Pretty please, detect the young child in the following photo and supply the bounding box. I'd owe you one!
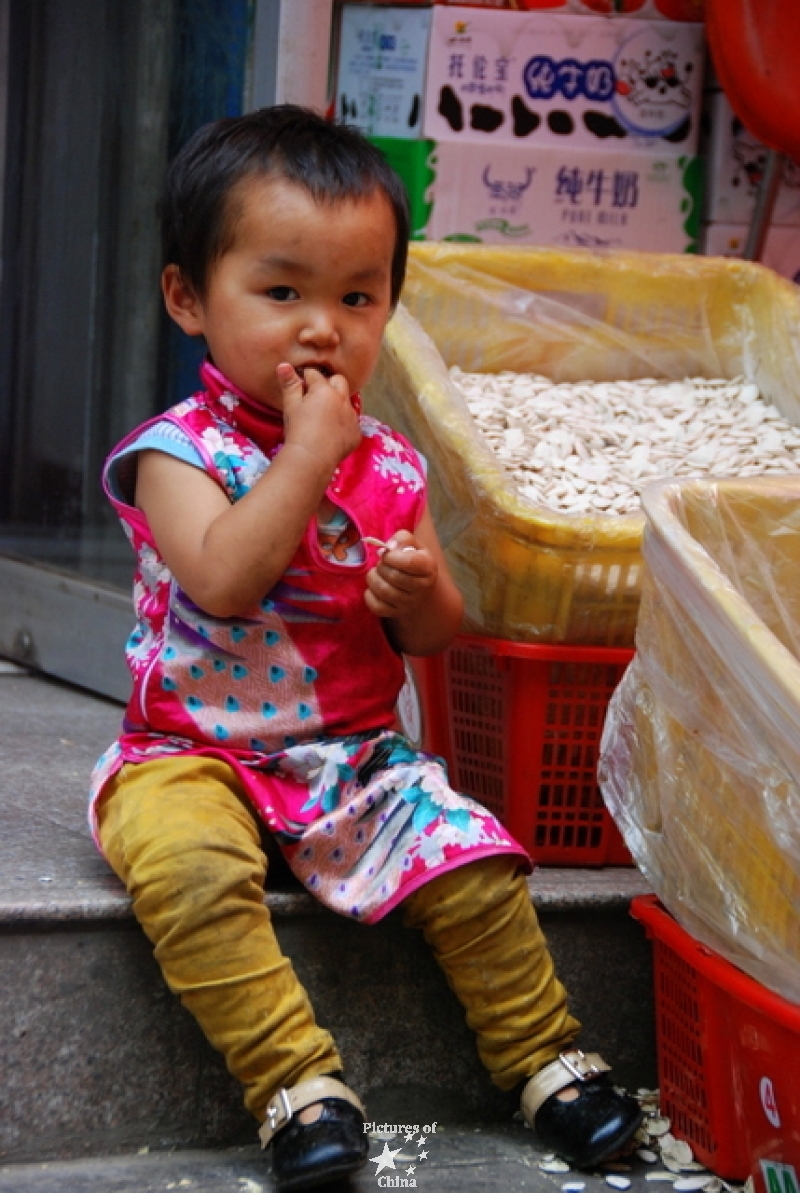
[90,105,642,1192]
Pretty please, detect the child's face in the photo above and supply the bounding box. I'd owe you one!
[164,175,397,410]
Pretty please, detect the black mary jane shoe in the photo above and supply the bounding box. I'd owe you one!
[259,1076,369,1192]
[521,1049,644,1169]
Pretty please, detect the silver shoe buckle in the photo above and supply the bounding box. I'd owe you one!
[266,1088,293,1134]
[560,1049,606,1083]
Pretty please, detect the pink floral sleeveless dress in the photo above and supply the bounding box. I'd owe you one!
[90,362,529,922]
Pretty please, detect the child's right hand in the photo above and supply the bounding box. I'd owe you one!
[277,364,362,476]
[135,365,364,619]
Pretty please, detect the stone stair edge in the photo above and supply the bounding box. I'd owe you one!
[0,668,652,927]
[0,869,651,925]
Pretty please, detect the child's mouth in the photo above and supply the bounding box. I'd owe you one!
[301,363,334,379]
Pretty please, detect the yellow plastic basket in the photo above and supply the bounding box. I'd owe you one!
[363,244,800,644]
[600,475,800,1003]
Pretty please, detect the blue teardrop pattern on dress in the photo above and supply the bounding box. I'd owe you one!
[159,598,323,751]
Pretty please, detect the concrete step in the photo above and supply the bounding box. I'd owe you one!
[0,669,656,1166]
[0,1128,683,1193]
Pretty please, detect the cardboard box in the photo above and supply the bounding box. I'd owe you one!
[369,136,436,238]
[703,223,800,286]
[334,5,433,139]
[423,6,704,150]
[703,92,800,227]
[424,140,701,250]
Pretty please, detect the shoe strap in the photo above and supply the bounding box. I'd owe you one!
[521,1049,611,1123]
[259,1076,366,1149]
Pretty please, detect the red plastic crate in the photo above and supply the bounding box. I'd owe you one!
[408,635,634,866]
[631,895,800,1189]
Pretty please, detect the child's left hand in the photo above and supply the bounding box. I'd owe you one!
[364,530,437,620]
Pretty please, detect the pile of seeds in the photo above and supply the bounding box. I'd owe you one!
[450,367,800,516]
[534,1088,746,1193]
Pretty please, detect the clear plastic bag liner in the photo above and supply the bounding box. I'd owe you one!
[363,243,800,644]
[599,475,800,1003]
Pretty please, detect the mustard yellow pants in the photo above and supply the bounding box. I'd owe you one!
[97,755,581,1122]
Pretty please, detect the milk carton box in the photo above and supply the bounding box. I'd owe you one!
[425,140,701,250]
[423,6,704,152]
[335,5,433,139]
[704,92,800,227]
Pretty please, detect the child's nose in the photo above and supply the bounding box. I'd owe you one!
[298,308,340,347]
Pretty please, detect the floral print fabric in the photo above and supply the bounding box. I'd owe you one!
[275,731,527,920]
[90,362,530,922]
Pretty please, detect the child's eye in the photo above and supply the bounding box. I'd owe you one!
[266,286,299,301]
[342,292,370,308]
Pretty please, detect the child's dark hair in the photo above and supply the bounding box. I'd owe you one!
[160,105,410,307]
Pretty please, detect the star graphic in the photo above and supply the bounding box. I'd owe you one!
[418,1149,428,1160]
[417,1134,427,1145]
[405,1131,416,1142]
[370,1142,402,1175]
[406,1165,417,1176]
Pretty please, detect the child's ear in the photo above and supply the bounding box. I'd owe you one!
[162,264,205,336]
